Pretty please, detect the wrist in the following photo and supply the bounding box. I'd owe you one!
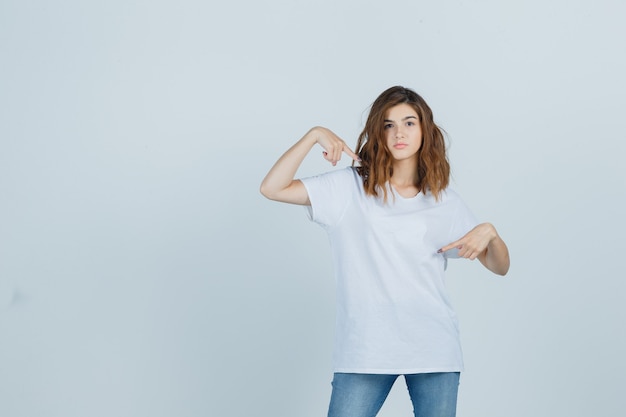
[482,222,497,242]
[303,127,324,145]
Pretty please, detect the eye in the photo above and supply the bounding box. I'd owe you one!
[406,121,415,126]
[384,123,393,130]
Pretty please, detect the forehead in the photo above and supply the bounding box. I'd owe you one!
[384,103,418,120]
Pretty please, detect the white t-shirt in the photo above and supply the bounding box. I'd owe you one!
[300,167,478,374]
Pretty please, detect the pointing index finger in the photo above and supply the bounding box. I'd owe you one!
[343,144,361,162]
[438,241,461,254]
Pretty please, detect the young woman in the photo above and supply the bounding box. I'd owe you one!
[260,86,510,417]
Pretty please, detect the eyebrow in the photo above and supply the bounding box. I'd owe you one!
[384,116,418,122]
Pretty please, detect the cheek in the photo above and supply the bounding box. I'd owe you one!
[416,130,423,146]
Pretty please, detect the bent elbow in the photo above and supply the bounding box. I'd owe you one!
[496,259,511,276]
[259,181,283,201]
[259,182,273,200]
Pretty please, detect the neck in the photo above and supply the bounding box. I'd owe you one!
[391,160,418,187]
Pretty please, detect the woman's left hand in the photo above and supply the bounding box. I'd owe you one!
[438,223,497,260]
[438,222,510,275]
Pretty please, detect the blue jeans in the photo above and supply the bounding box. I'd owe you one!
[327,372,460,417]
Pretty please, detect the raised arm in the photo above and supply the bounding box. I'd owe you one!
[439,223,510,276]
[260,126,359,205]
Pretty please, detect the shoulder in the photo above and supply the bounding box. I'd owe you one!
[331,166,360,180]
[329,166,360,180]
[300,166,363,199]
[302,166,361,186]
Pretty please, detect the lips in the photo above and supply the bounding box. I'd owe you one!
[393,143,408,149]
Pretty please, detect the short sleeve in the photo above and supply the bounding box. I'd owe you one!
[300,167,356,229]
[444,191,479,260]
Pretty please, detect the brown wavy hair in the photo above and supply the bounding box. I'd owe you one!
[354,86,450,202]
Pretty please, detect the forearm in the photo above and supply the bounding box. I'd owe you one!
[259,128,319,203]
[479,226,510,276]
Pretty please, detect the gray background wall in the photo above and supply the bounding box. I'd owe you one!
[1,0,625,416]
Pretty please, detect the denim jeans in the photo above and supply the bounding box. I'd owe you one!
[327,372,460,417]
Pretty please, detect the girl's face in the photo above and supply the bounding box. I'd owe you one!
[384,103,422,163]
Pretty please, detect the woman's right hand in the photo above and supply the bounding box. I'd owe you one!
[311,126,360,166]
